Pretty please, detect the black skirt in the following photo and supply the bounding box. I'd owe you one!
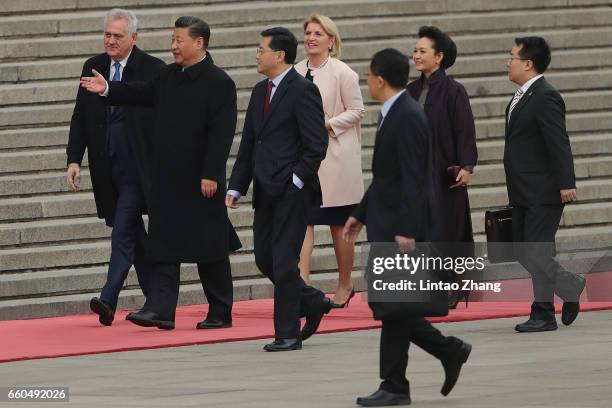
[306,204,357,226]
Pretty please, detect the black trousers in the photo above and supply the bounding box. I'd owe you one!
[253,184,326,339]
[379,318,463,394]
[512,205,582,321]
[144,257,233,322]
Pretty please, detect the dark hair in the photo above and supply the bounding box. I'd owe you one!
[260,27,298,64]
[370,48,410,89]
[514,36,551,74]
[417,26,457,70]
[175,16,210,48]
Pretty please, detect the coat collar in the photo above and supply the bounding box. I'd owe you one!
[506,76,546,131]
[124,45,144,73]
[181,52,213,80]
[419,68,446,86]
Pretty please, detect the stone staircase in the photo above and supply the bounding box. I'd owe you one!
[1,0,612,319]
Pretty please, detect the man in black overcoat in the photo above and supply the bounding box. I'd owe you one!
[344,49,471,406]
[226,28,332,351]
[80,16,241,330]
[67,9,165,326]
[504,37,585,332]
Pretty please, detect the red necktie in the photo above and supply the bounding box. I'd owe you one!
[263,80,274,117]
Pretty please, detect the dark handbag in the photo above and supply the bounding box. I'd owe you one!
[366,244,449,320]
[446,165,462,184]
[485,207,515,263]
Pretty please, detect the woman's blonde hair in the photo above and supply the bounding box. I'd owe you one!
[303,14,342,58]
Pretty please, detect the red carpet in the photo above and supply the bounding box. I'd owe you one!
[2,289,612,363]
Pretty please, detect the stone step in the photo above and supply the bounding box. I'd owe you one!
[470,201,612,235]
[0,169,92,197]
[2,142,611,204]
[0,246,366,299]
[466,177,612,209]
[2,72,611,133]
[0,28,612,85]
[0,228,364,272]
[3,0,610,41]
[2,124,611,175]
[3,191,612,250]
[2,145,611,200]
[0,0,247,16]
[5,73,612,128]
[0,269,367,321]
[4,7,612,62]
[0,192,95,222]
[3,0,608,18]
[2,158,612,217]
[3,220,612,320]
[477,133,612,164]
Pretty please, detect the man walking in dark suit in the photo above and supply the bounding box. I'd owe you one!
[504,37,586,333]
[80,16,241,330]
[226,27,332,351]
[344,49,471,406]
[67,9,165,326]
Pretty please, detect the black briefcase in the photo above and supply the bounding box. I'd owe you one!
[485,207,515,263]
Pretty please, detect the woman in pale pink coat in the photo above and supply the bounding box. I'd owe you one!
[295,14,365,307]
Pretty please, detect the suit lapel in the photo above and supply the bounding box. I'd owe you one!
[252,80,266,134]
[508,76,545,132]
[504,98,511,137]
[99,56,111,81]
[257,68,296,136]
[373,92,406,167]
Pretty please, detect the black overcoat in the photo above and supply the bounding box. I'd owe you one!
[67,46,165,226]
[106,53,241,262]
[407,69,478,242]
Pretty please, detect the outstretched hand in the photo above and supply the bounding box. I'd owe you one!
[80,69,107,94]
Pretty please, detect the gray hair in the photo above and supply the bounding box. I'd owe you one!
[104,8,138,35]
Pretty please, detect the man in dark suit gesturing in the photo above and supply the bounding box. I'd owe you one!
[344,49,471,406]
[504,37,586,332]
[67,9,165,326]
[227,27,332,351]
[80,16,240,330]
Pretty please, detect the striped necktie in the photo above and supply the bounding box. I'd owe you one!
[507,88,524,122]
[109,62,122,115]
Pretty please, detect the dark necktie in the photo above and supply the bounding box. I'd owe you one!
[305,69,313,82]
[109,62,121,115]
[263,80,274,117]
[376,112,383,130]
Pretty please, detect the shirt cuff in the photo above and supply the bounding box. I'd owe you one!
[227,190,241,200]
[100,81,109,97]
[292,173,304,189]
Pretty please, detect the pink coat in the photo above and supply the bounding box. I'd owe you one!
[294,58,365,207]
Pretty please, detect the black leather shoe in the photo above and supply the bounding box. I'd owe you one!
[301,297,333,341]
[90,297,114,326]
[561,302,580,326]
[440,342,472,396]
[356,389,411,406]
[514,319,557,333]
[126,310,175,330]
[263,338,302,352]
[196,319,232,329]
[562,275,586,326]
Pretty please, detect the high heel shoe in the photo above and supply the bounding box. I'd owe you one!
[332,289,355,308]
[448,290,470,309]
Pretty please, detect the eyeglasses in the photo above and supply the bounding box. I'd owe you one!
[256,47,281,55]
[507,56,529,62]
